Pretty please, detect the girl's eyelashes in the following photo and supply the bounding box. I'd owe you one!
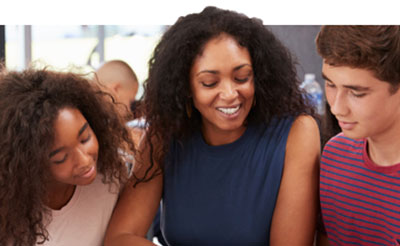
[51,133,91,164]
[53,154,67,164]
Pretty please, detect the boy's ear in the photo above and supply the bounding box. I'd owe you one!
[109,81,122,93]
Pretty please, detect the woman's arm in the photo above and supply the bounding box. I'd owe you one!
[104,134,163,246]
[270,115,320,245]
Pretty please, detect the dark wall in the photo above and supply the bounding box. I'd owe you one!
[268,25,323,88]
[0,26,4,64]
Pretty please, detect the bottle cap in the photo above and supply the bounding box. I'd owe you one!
[304,73,315,81]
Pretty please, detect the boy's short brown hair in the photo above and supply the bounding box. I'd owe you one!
[316,26,400,92]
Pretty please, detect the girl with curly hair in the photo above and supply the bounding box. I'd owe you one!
[0,68,134,246]
[105,6,320,246]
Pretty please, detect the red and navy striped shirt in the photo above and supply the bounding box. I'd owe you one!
[320,133,400,246]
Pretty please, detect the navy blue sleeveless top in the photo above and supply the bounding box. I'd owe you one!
[162,117,294,245]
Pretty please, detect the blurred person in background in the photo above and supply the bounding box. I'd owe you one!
[96,59,143,146]
[96,59,139,120]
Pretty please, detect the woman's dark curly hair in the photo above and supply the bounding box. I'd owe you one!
[0,68,135,246]
[135,6,314,183]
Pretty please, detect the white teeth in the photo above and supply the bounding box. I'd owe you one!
[217,105,240,115]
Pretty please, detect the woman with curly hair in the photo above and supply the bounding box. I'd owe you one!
[0,68,134,246]
[105,6,320,246]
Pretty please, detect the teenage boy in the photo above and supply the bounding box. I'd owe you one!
[316,26,400,245]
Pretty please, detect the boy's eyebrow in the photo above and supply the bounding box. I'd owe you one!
[49,122,89,158]
[322,72,370,91]
[343,85,371,91]
[321,72,331,82]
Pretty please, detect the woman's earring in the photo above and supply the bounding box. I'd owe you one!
[186,101,192,118]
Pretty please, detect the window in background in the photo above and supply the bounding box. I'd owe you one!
[6,25,99,73]
[5,25,24,70]
[5,25,166,98]
[32,25,98,73]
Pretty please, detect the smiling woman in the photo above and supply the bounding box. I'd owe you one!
[189,33,255,145]
[0,68,135,246]
[105,6,321,246]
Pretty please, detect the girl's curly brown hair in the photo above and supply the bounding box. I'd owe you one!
[134,6,314,184]
[0,68,135,246]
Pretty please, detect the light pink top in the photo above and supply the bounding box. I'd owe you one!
[38,175,120,246]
